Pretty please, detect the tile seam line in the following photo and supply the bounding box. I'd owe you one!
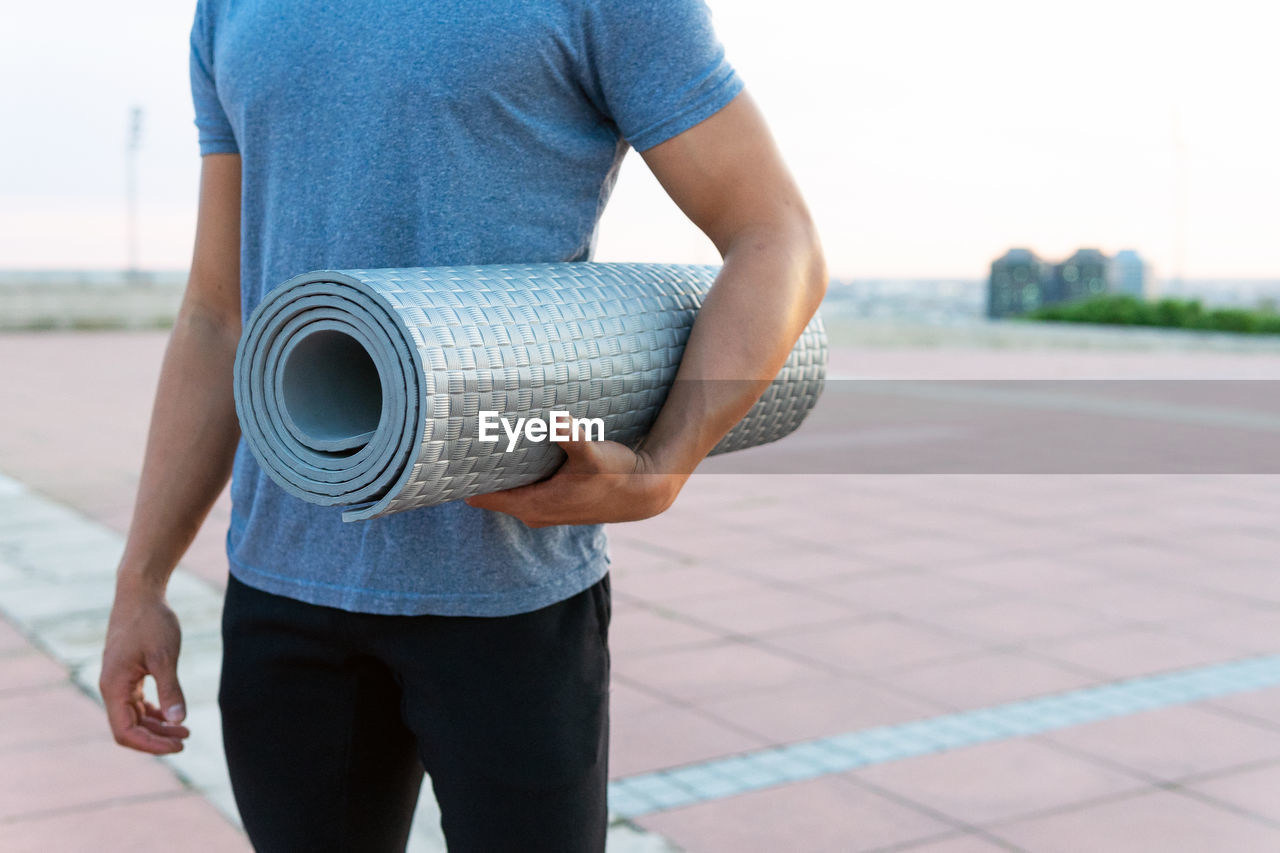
[609,651,1280,819]
[0,789,196,827]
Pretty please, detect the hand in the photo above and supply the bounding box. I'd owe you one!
[465,437,683,527]
[100,582,190,754]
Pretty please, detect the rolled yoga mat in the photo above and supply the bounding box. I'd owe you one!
[234,263,827,521]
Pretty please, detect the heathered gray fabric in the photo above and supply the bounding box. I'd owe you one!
[190,0,743,615]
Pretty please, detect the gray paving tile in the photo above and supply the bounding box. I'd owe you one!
[0,557,29,588]
[161,702,231,791]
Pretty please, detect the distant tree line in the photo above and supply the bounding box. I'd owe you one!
[1028,294,1280,335]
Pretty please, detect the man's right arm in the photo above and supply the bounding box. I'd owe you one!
[101,153,242,754]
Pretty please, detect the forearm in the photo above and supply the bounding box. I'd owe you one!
[640,218,827,483]
[117,299,241,595]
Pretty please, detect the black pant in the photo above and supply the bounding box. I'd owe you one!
[218,574,611,853]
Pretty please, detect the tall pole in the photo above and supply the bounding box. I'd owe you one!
[1171,108,1188,297]
[125,106,144,276]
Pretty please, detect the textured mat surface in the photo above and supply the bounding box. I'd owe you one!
[235,263,827,521]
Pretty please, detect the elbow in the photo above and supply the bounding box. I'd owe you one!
[795,216,828,319]
[720,205,828,318]
[178,292,242,353]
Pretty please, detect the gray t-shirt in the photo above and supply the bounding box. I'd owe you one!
[190,0,743,615]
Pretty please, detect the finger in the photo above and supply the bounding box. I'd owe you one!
[148,653,187,724]
[101,668,141,737]
[466,478,552,514]
[465,490,515,513]
[553,433,589,457]
[139,715,191,739]
[552,435,606,472]
[117,723,186,754]
[466,495,541,526]
[104,681,184,754]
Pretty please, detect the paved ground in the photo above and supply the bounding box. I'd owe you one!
[4,329,1280,851]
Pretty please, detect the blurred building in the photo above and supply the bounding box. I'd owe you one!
[1111,249,1152,298]
[1052,248,1110,304]
[988,247,1149,318]
[988,248,1050,318]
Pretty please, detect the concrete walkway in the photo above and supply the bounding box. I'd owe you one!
[0,473,669,852]
[5,330,1280,851]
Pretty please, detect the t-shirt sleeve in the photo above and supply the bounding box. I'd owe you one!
[190,1,238,156]
[579,0,744,152]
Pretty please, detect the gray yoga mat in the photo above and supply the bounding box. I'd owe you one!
[234,263,827,521]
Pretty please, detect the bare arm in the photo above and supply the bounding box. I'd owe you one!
[632,92,827,481]
[468,93,826,524]
[101,153,242,754]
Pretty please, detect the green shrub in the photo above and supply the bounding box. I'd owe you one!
[1025,295,1280,335]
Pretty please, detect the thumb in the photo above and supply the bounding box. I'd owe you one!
[150,654,186,723]
[553,433,605,472]
[555,432,589,458]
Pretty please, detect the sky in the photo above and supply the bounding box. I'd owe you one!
[0,0,1276,279]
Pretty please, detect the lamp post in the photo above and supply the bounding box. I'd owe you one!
[125,106,143,278]
[1171,108,1187,297]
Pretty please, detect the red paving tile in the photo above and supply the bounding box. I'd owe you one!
[721,544,882,585]
[1191,564,1280,607]
[992,789,1280,852]
[11,334,1280,849]
[699,675,938,745]
[842,533,1006,570]
[854,738,1145,826]
[0,619,29,653]
[1037,627,1244,679]
[608,680,670,717]
[609,703,767,777]
[933,597,1116,644]
[934,553,1107,594]
[617,640,823,704]
[894,835,1014,852]
[1165,529,1280,565]
[1048,578,1250,625]
[0,794,250,853]
[0,685,108,752]
[0,333,232,590]
[761,616,980,675]
[637,776,953,853]
[1173,608,1280,654]
[876,651,1097,710]
[1044,705,1280,782]
[1064,540,1220,578]
[614,565,770,605]
[607,607,725,656]
[659,587,853,636]
[0,649,68,692]
[1186,761,1280,824]
[0,740,185,820]
[1208,685,1280,728]
[818,571,998,616]
[618,519,794,564]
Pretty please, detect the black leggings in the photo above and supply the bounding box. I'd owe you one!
[218,574,611,853]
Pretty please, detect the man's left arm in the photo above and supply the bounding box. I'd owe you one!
[466,92,827,525]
